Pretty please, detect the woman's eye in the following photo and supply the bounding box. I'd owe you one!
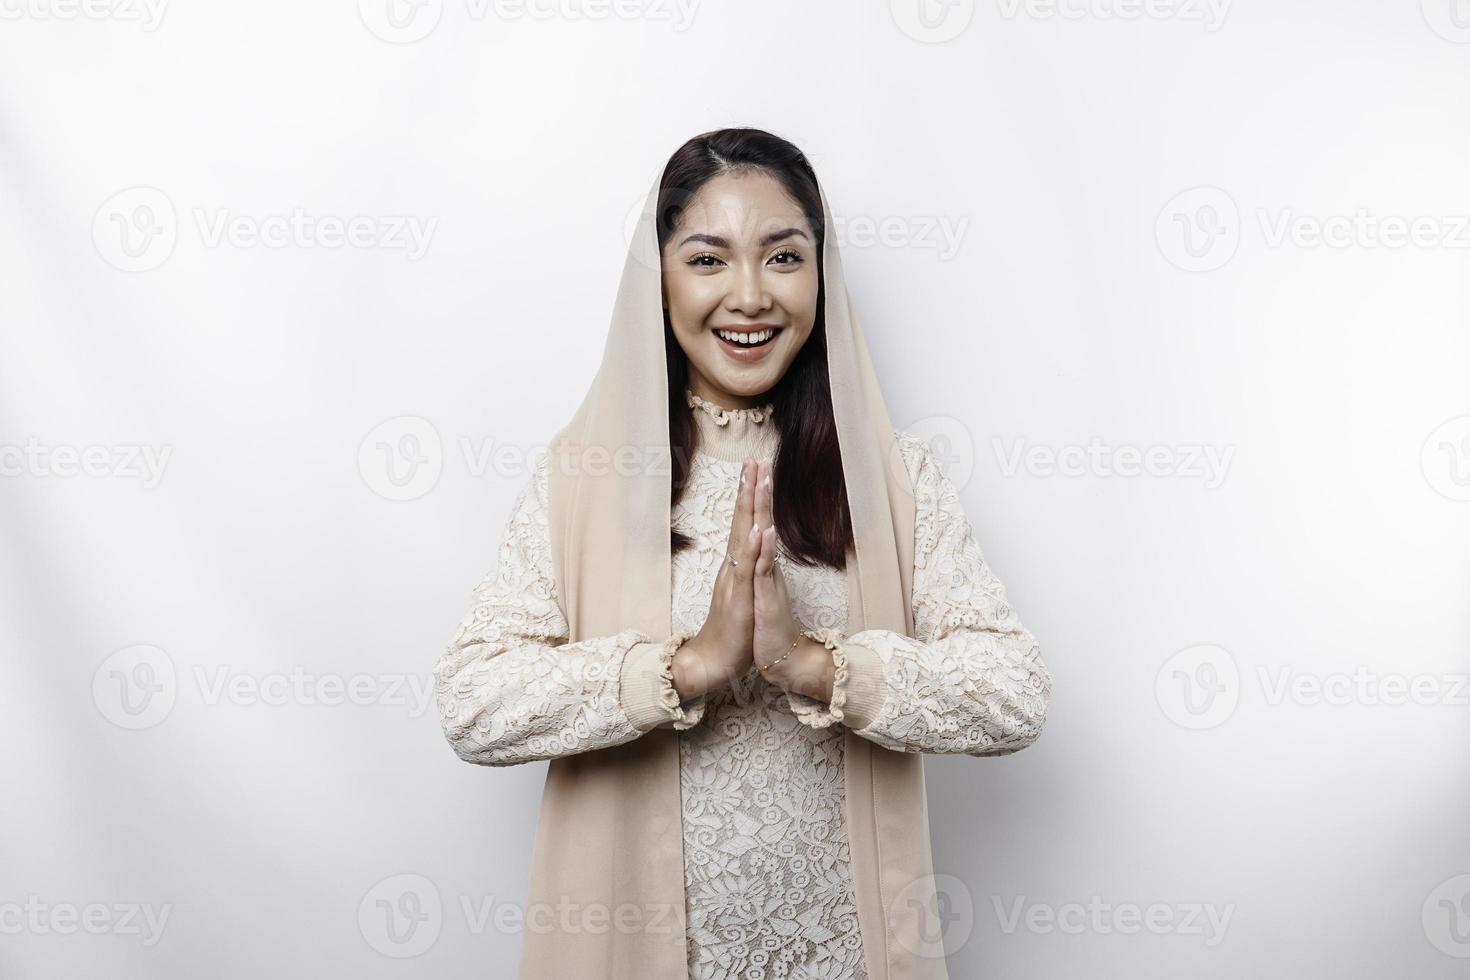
[686,250,801,269]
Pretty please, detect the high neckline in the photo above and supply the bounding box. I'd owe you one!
[685,387,778,463]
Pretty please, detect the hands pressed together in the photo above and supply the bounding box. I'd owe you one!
[669,458,838,706]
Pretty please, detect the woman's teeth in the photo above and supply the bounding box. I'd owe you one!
[716,328,776,345]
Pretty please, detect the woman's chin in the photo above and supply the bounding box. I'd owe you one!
[701,361,783,398]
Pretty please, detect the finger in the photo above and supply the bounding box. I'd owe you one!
[714,545,732,591]
[761,531,793,629]
[757,458,774,533]
[725,459,754,561]
[756,462,781,577]
[733,521,759,585]
[761,528,785,591]
[744,474,764,565]
[735,461,758,543]
[765,530,789,606]
[754,523,774,578]
[752,529,774,630]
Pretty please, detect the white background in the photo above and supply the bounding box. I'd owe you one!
[2,1,1469,977]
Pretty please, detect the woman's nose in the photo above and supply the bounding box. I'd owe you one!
[725,265,770,315]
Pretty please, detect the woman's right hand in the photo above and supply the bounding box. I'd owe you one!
[671,458,762,701]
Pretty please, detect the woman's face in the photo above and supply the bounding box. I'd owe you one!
[662,171,819,409]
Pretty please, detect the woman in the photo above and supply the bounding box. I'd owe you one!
[435,128,1051,980]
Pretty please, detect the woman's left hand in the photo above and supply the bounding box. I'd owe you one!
[751,459,836,701]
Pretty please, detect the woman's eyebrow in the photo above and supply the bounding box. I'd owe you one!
[677,227,811,249]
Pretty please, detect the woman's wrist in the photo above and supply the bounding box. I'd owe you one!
[670,637,706,701]
[763,634,835,701]
[671,636,741,701]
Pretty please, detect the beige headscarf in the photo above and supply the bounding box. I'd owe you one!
[527,162,948,980]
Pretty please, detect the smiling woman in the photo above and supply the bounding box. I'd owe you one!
[435,127,1050,980]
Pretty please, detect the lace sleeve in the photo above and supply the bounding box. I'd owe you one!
[434,450,707,768]
[786,433,1050,757]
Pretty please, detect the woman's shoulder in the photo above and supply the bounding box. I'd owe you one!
[504,447,552,524]
[891,428,942,489]
[890,427,972,522]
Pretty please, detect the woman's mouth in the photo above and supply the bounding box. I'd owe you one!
[713,326,782,362]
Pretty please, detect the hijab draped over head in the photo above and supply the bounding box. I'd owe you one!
[546,165,915,643]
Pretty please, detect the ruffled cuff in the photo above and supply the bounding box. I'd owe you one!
[784,627,889,731]
[620,631,708,732]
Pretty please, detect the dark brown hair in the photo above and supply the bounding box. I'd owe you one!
[658,128,851,571]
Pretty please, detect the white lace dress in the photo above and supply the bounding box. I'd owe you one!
[435,389,1050,980]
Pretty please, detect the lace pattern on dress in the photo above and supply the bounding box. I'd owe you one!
[435,421,1050,977]
[815,432,1051,756]
[434,452,670,766]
